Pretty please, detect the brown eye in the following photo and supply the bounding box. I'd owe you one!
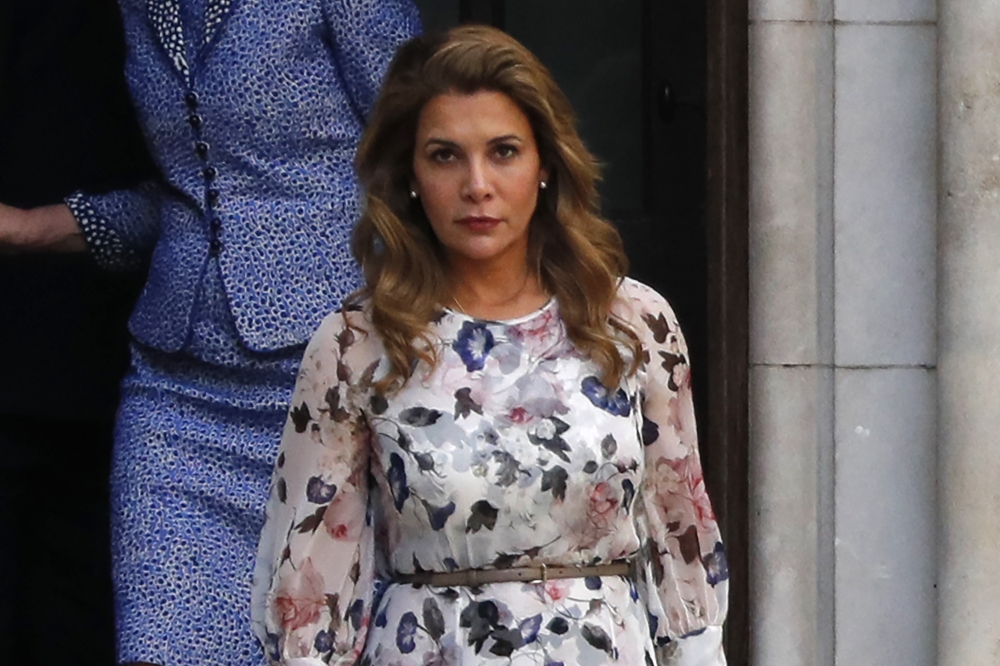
[495,144,519,159]
[430,148,455,163]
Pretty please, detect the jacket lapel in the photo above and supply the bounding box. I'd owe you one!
[146,0,190,82]
[146,0,236,80]
[203,0,236,47]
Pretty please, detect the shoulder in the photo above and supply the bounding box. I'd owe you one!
[296,302,387,401]
[613,277,684,342]
[305,301,379,358]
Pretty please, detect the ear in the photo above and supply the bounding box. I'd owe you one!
[539,166,550,188]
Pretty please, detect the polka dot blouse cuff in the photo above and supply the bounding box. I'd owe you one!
[65,191,138,271]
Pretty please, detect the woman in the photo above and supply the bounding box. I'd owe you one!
[0,2,420,664]
[253,26,728,666]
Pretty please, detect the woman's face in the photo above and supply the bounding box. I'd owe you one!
[411,90,548,270]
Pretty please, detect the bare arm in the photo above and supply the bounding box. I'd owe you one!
[0,202,87,252]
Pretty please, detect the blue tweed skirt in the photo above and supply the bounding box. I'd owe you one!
[110,263,305,666]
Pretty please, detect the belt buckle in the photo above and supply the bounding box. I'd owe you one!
[539,562,548,583]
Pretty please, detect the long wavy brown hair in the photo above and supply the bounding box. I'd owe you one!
[350,24,640,393]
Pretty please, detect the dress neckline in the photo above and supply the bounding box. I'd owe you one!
[442,297,557,326]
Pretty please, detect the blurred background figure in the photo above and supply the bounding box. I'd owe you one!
[0,1,154,664]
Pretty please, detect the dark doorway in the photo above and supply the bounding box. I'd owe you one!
[413,1,748,662]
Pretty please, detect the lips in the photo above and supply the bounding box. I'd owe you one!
[456,216,502,232]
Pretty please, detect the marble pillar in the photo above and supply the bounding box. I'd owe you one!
[749,3,835,662]
[749,0,938,663]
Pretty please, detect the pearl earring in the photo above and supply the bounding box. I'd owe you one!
[409,190,419,199]
[539,181,547,190]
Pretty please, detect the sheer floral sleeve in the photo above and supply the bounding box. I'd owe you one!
[623,280,729,666]
[252,310,377,666]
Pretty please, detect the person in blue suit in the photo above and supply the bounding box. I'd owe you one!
[0,1,420,664]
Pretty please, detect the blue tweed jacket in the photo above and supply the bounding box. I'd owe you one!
[67,0,420,354]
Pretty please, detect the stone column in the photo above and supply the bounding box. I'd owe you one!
[750,0,937,664]
[831,6,937,664]
[938,2,1000,664]
[748,1,835,663]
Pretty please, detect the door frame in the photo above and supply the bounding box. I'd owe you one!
[705,2,749,664]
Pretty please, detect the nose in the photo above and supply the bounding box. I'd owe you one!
[461,157,493,202]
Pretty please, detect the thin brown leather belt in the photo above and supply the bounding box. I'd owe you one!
[395,561,635,587]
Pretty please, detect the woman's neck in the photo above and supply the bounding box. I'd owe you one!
[446,257,549,320]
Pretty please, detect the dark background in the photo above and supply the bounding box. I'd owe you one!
[0,0,152,423]
[0,1,154,663]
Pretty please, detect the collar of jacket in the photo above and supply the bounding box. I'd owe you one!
[145,0,235,83]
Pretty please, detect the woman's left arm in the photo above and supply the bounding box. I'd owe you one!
[323,0,422,120]
[624,282,729,666]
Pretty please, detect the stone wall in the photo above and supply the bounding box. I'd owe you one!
[748,0,938,663]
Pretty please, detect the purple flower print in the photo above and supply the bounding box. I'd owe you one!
[421,499,457,530]
[581,376,631,417]
[519,614,542,644]
[453,321,495,371]
[388,452,410,512]
[348,598,365,630]
[641,415,659,446]
[306,477,337,504]
[703,541,729,586]
[396,611,419,653]
[313,630,333,653]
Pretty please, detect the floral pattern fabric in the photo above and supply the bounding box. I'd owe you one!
[252,278,728,666]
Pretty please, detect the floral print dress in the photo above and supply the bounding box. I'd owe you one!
[252,278,728,666]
